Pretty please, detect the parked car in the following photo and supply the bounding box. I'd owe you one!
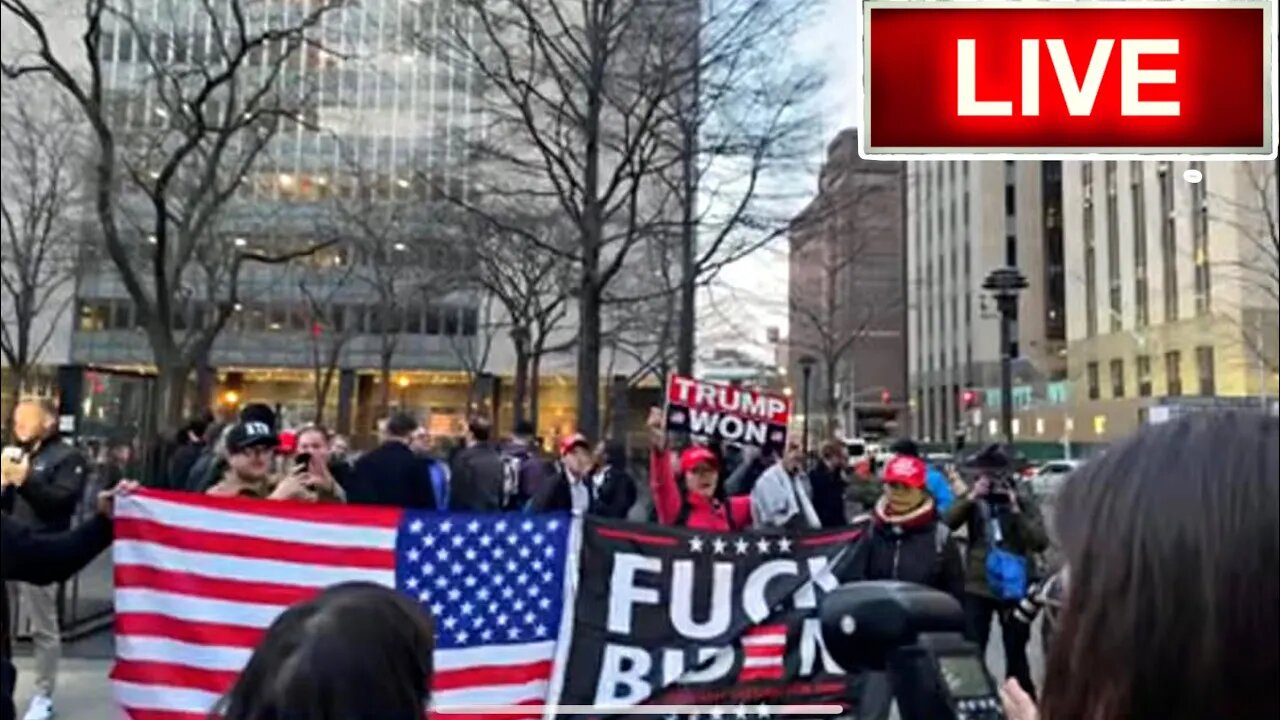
[1031,459,1083,498]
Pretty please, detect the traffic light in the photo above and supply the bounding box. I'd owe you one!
[961,389,980,409]
[880,389,891,405]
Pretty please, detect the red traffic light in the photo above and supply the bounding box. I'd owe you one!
[961,389,979,408]
[880,390,891,405]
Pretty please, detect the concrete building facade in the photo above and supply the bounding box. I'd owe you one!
[788,129,906,440]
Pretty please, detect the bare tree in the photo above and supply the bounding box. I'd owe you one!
[1,0,348,427]
[0,85,83,420]
[297,250,358,425]
[788,179,901,433]
[446,293,501,414]
[431,0,716,439]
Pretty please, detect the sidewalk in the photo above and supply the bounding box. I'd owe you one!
[12,658,111,719]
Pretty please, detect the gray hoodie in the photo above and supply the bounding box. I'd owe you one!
[750,461,822,530]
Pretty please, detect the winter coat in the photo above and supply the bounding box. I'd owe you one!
[353,441,437,509]
[944,488,1050,598]
[751,462,822,530]
[807,461,849,528]
[852,496,965,601]
[1,435,87,532]
[592,464,637,519]
[649,448,751,531]
[449,442,505,511]
[530,464,596,514]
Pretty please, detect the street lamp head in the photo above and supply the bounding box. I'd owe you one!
[797,354,818,371]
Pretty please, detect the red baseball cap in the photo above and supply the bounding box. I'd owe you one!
[275,429,297,455]
[883,455,927,489]
[679,446,719,474]
[559,433,590,456]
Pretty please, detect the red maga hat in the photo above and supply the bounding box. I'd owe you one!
[679,446,719,474]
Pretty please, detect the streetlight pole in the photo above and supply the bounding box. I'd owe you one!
[798,355,817,454]
[984,267,1029,447]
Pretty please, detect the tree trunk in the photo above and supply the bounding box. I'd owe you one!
[378,347,392,418]
[530,351,543,436]
[576,280,602,439]
[512,337,530,428]
[824,359,840,439]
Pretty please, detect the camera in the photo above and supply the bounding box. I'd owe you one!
[820,581,1005,720]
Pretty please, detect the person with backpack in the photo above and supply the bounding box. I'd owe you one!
[646,408,750,531]
[501,421,551,511]
[945,444,1049,700]
[409,428,450,511]
[849,452,966,720]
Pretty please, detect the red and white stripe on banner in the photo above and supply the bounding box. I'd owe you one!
[110,491,551,720]
[738,624,787,681]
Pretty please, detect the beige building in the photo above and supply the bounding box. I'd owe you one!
[907,161,1069,446]
[1060,160,1279,441]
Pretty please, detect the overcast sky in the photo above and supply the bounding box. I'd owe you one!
[700,0,861,362]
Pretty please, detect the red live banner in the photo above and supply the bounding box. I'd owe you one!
[862,0,1275,155]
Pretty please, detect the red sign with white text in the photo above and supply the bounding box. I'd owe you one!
[664,375,791,449]
[862,0,1274,155]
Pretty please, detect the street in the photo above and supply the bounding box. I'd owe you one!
[12,621,1046,717]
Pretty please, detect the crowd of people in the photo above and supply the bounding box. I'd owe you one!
[2,395,1277,720]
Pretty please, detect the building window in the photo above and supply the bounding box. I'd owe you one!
[77,301,108,331]
[1043,161,1065,341]
[1109,358,1125,398]
[1105,162,1121,332]
[1136,354,1153,397]
[1131,161,1150,328]
[1087,361,1100,400]
[1083,163,1098,337]
[1190,161,1211,315]
[1165,350,1183,397]
[1159,162,1178,321]
[1195,345,1216,396]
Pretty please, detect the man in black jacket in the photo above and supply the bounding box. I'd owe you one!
[352,412,436,509]
[809,440,850,528]
[0,478,134,720]
[449,417,505,511]
[530,434,598,514]
[0,401,88,720]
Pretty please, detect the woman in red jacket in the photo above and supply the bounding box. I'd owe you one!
[647,408,751,531]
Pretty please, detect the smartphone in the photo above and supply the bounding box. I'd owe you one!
[293,452,312,472]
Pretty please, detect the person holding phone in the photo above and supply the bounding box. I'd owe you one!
[291,427,347,503]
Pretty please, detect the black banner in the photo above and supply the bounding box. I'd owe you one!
[549,516,868,718]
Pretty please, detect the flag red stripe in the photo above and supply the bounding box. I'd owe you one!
[115,517,397,569]
[133,489,403,527]
[433,660,553,691]
[744,624,787,635]
[112,659,239,695]
[116,612,267,649]
[738,666,784,681]
[744,644,787,659]
[431,699,541,720]
[115,564,321,609]
[595,527,680,546]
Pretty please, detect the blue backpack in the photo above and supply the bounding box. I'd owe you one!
[985,517,1029,600]
[427,460,450,511]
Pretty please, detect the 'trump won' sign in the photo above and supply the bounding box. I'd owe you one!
[664,375,791,450]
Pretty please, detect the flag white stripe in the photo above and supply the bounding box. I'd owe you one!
[436,641,556,671]
[116,587,288,628]
[116,494,398,548]
[115,540,396,588]
[116,636,252,672]
[742,634,786,647]
[743,655,783,668]
[114,680,223,714]
[434,679,548,707]
[115,636,554,676]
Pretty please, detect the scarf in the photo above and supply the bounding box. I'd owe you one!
[873,494,938,530]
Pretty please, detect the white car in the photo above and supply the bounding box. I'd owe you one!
[1031,459,1083,498]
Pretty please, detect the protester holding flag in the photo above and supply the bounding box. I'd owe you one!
[647,407,750,530]
[212,582,435,720]
[751,440,822,529]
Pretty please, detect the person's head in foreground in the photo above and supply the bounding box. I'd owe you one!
[879,454,930,517]
[559,433,594,478]
[215,582,435,720]
[1011,411,1278,720]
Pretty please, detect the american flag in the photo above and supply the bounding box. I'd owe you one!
[110,490,573,719]
[737,624,786,682]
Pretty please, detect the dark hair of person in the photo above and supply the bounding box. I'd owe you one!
[604,440,628,470]
[239,403,277,430]
[175,414,213,445]
[467,416,492,442]
[887,437,920,457]
[214,582,435,720]
[820,439,845,460]
[384,412,419,439]
[514,419,536,438]
[1042,412,1279,720]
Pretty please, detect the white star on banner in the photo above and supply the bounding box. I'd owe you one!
[712,538,728,554]
[409,519,424,534]
[422,534,436,547]
[467,520,481,533]
[756,704,771,718]
[777,537,793,553]
[756,538,772,554]
[734,538,750,555]
[440,520,453,533]
[735,705,749,718]
[689,536,705,552]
